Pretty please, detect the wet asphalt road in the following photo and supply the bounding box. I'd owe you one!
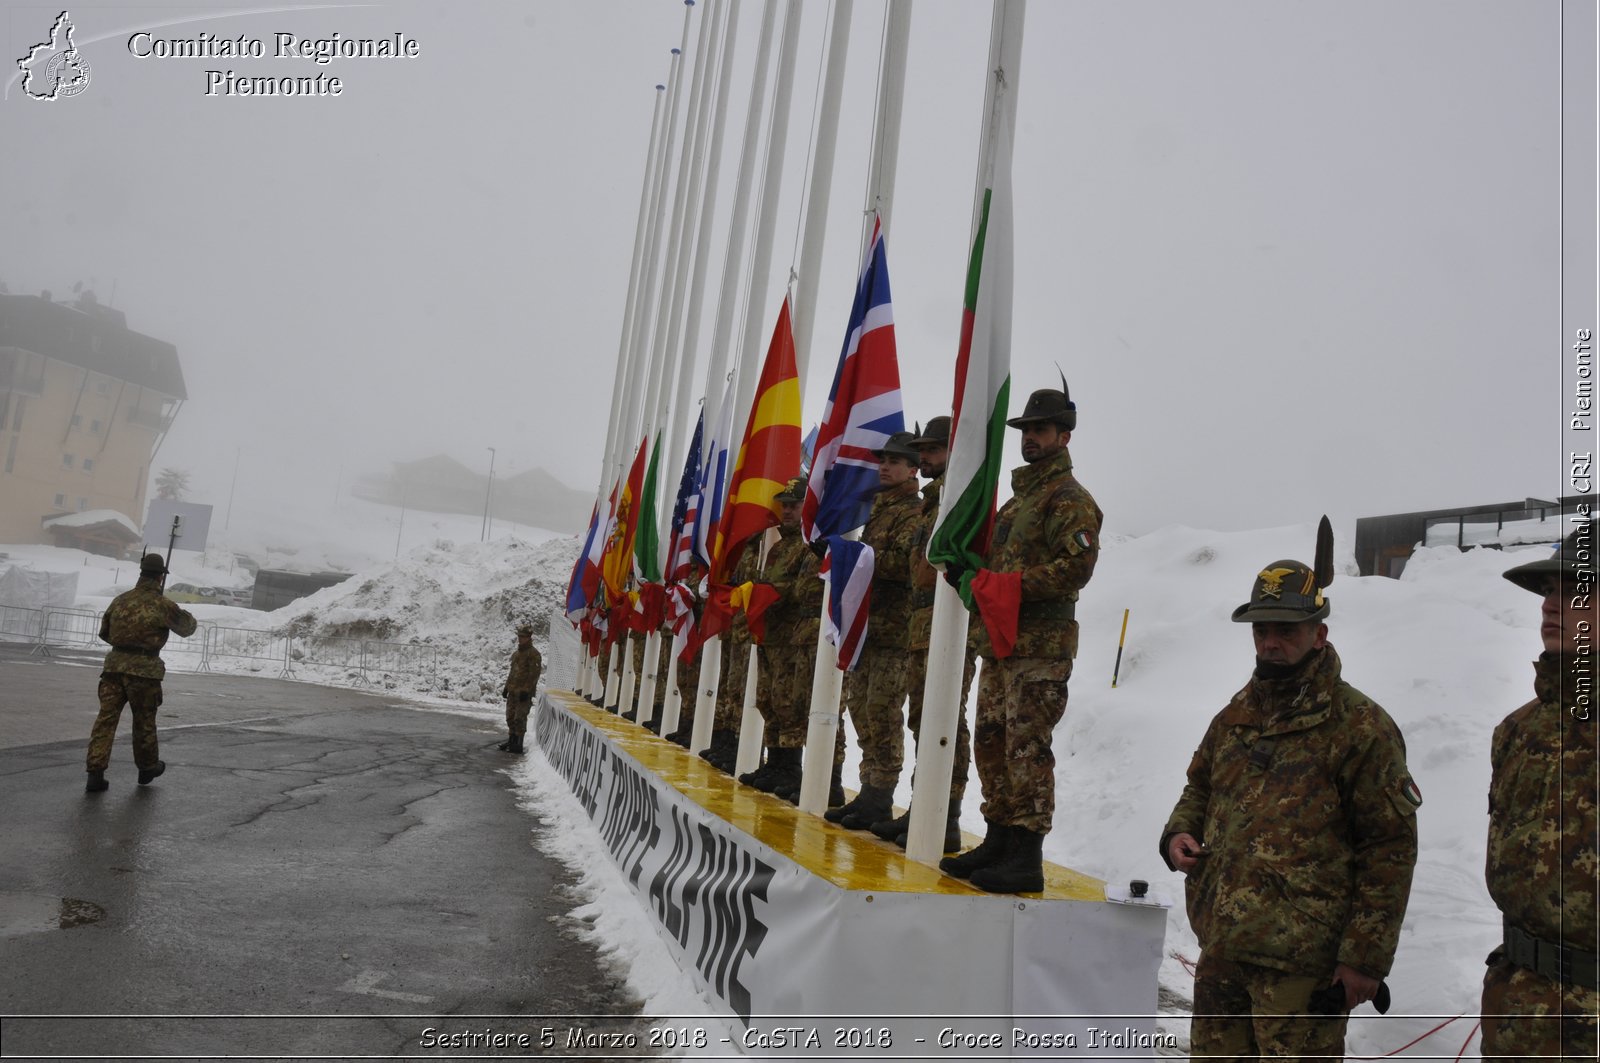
[0,645,649,1060]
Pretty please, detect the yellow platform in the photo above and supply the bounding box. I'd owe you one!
[548,689,1104,902]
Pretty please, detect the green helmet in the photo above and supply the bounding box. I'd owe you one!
[1502,521,1597,594]
[1006,386,1077,431]
[1231,560,1330,623]
[775,476,807,503]
[872,431,920,463]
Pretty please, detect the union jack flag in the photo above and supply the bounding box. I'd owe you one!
[802,217,903,544]
[820,537,873,671]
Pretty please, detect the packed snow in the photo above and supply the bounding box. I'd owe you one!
[2,504,1563,1059]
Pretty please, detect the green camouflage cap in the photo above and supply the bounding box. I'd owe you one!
[872,431,920,462]
[1502,521,1598,594]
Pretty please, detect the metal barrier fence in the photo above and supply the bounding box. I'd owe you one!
[545,607,582,691]
[0,605,44,644]
[1,601,440,690]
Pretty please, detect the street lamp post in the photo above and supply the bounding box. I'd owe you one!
[225,447,241,530]
[480,447,496,542]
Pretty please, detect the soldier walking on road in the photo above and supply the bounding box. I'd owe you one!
[1480,522,1598,1059]
[85,552,198,792]
[939,385,1101,893]
[498,623,542,754]
[826,431,924,831]
[1160,521,1420,1060]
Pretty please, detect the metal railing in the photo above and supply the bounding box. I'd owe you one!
[1,602,440,689]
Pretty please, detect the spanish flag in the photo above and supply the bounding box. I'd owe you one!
[711,297,802,585]
[600,436,649,603]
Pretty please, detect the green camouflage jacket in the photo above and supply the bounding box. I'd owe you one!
[1486,652,1598,951]
[764,524,822,648]
[98,576,198,681]
[970,447,1101,660]
[1162,644,1419,978]
[908,476,943,653]
[862,479,922,651]
[504,644,542,700]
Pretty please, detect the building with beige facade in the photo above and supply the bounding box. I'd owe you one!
[0,292,185,554]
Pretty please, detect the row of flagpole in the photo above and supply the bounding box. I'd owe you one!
[567,0,1027,870]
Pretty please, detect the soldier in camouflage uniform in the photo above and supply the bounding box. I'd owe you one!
[1160,533,1420,1060]
[827,431,924,831]
[498,623,542,754]
[687,546,763,759]
[739,479,817,795]
[1480,523,1598,1059]
[870,416,975,852]
[85,553,198,792]
[939,387,1101,892]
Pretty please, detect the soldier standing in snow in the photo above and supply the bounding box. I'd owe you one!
[85,552,197,792]
[939,385,1101,893]
[1160,522,1420,1059]
[498,623,541,754]
[1480,522,1598,1059]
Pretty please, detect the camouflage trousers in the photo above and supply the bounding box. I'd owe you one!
[1192,954,1349,1062]
[669,642,702,728]
[759,644,815,749]
[841,649,909,791]
[87,673,164,772]
[973,654,1071,833]
[906,649,975,802]
[716,637,759,731]
[1480,953,1599,1059]
[504,693,533,737]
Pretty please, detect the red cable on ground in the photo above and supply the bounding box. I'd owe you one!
[1349,1016,1464,1060]
[1454,1020,1482,1062]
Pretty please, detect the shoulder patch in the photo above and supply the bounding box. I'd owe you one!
[1072,529,1095,551]
[1399,775,1422,808]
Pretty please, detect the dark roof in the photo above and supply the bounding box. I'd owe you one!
[0,294,186,399]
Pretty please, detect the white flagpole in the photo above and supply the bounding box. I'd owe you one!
[905,0,1024,864]
[689,0,782,738]
[795,2,913,817]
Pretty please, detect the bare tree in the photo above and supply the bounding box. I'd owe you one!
[155,467,190,501]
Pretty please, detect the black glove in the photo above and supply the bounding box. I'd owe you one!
[941,561,969,590]
[808,538,829,560]
[1306,981,1390,1015]
[501,687,509,698]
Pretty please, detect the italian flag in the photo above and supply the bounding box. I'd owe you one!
[926,14,1020,614]
[633,429,664,584]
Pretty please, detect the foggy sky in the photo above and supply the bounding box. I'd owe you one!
[1,1,1573,539]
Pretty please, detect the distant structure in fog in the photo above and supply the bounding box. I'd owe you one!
[351,453,590,534]
[1354,495,1581,578]
[0,292,186,554]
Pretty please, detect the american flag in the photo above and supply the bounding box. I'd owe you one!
[693,376,737,574]
[666,412,704,582]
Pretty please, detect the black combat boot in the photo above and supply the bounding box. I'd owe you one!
[137,760,166,786]
[828,762,846,807]
[85,770,108,793]
[737,746,778,788]
[969,827,1045,894]
[838,784,894,831]
[497,732,516,752]
[759,748,802,795]
[869,811,910,842]
[508,734,525,755]
[701,730,738,774]
[665,725,693,749]
[891,798,964,853]
[939,820,1010,879]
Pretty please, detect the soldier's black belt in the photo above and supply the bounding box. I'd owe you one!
[1018,598,1076,622]
[111,645,159,657]
[1505,921,1600,990]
